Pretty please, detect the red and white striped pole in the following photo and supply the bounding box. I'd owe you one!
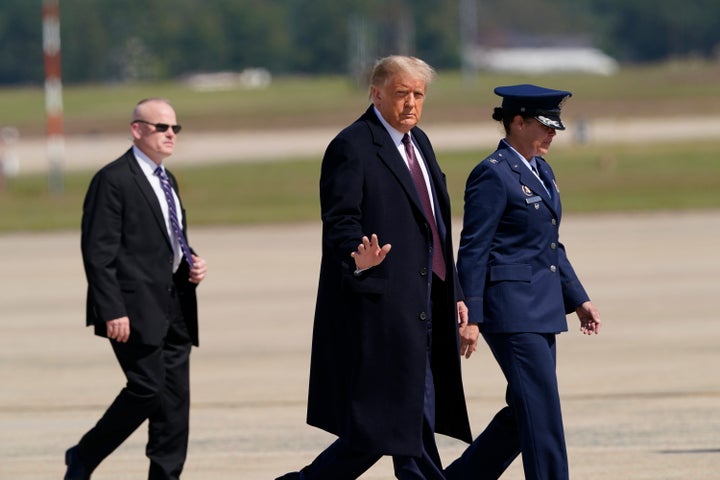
[42,0,64,194]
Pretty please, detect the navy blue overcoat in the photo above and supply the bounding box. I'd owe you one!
[306,106,472,456]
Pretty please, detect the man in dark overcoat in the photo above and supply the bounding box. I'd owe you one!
[277,56,476,480]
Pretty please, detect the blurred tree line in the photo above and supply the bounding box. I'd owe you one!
[1,0,718,85]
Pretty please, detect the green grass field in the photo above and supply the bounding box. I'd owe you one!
[3,60,720,136]
[1,60,719,232]
[2,139,719,233]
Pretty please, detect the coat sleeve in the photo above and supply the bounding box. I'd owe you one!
[540,159,590,312]
[557,242,590,313]
[457,162,506,325]
[319,135,366,264]
[81,170,127,322]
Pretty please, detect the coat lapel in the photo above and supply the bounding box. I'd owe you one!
[503,146,559,217]
[413,129,450,240]
[364,109,428,219]
[536,157,561,214]
[125,150,173,247]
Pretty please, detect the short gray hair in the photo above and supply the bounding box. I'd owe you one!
[132,97,172,121]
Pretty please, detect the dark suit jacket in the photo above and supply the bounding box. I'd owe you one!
[457,140,589,333]
[81,148,199,346]
[306,106,472,457]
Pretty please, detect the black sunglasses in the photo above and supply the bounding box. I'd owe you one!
[132,119,182,134]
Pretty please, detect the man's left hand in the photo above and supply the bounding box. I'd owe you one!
[189,255,207,284]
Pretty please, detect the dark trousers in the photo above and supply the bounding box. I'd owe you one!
[445,332,567,480]
[288,276,447,480]
[297,363,444,480]
[75,294,192,480]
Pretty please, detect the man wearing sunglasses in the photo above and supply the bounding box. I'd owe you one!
[64,98,208,480]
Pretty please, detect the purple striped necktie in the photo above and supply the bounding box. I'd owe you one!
[154,166,194,269]
[402,134,446,281]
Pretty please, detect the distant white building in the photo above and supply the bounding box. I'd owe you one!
[466,46,619,75]
[182,68,272,91]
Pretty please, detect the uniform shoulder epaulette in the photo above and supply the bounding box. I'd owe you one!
[488,151,508,165]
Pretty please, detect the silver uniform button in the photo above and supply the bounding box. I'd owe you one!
[550,265,557,272]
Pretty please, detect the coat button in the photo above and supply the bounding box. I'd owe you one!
[551,218,557,225]
[550,265,557,272]
[420,267,428,276]
[550,242,557,249]
[419,312,427,321]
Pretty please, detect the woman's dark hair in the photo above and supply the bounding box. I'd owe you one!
[492,107,531,133]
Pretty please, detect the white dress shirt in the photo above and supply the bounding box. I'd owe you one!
[133,145,184,271]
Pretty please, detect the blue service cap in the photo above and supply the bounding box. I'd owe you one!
[494,84,572,130]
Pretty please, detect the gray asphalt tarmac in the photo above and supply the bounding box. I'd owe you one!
[1,211,718,479]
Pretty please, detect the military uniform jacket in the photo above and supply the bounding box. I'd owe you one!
[306,106,472,457]
[457,140,589,333]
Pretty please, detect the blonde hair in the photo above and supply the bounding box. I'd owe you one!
[369,56,436,97]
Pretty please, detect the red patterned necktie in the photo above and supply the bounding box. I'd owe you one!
[402,134,446,281]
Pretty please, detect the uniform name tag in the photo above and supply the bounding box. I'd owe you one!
[525,196,542,204]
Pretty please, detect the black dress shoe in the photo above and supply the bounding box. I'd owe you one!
[64,446,90,480]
